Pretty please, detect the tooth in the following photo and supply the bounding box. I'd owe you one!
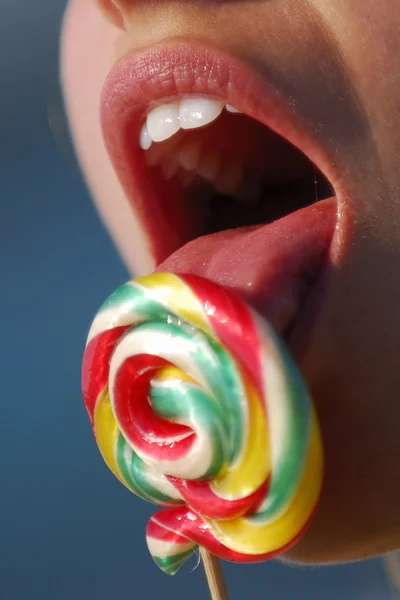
[179,97,224,130]
[197,152,221,183]
[146,101,180,142]
[215,163,244,196]
[161,160,179,180]
[176,142,202,171]
[139,123,152,150]
[226,104,242,114]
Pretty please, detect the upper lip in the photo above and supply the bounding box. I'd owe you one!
[101,38,346,266]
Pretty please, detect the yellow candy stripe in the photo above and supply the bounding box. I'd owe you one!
[136,273,210,332]
[212,376,270,500]
[93,389,126,488]
[208,408,323,554]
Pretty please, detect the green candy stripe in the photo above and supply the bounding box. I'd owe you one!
[116,435,181,506]
[140,320,247,465]
[253,334,311,520]
[99,281,173,324]
[150,380,230,479]
[153,550,195,576]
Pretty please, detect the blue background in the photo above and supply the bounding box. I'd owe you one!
[0,1,397,598]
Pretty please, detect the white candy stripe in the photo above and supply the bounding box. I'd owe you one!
[109,323,214,392]
[87,306,142,345]
[123,442,182,500]
[256,316,290,472]
[142,463,183,501]
[150,378,230,454]
[146,537,194,558]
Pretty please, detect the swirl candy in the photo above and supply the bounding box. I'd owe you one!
[82,273,323,575]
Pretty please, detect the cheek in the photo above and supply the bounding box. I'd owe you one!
[60,1,153,275]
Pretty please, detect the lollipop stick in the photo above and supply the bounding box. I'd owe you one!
[200,549,230,600]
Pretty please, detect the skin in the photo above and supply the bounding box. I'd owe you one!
[61,0,400,564]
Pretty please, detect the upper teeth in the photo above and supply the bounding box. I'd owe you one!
[140,97,241,148]
[226,104,241,114]
[145,101,181,143]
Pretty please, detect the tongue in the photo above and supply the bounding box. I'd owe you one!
[157,198,336,334]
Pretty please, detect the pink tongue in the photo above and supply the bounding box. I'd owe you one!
[157,198,336,333]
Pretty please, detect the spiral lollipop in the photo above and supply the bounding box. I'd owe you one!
[82,273,323,576]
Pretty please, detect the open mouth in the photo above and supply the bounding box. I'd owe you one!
[141,97,334,236]
[101,41,342,357]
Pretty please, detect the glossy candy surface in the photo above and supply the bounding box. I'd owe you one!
[82,273,323,575]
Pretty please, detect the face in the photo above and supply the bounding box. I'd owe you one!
[61,0,400,563]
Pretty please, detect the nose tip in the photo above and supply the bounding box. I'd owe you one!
[95,0,124,28]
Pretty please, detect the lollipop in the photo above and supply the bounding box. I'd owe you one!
[82,272,323,577]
